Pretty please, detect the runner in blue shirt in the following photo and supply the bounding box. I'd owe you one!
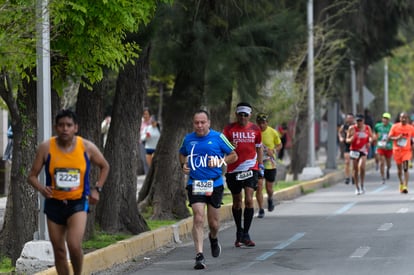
[179,110,237,270]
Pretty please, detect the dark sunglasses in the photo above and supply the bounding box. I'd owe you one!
[237,112,249,117]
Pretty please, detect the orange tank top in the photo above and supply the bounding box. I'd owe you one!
[45,136,90,200]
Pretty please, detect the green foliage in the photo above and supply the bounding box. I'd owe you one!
[343,0,414,66]
[0,255,13,273]
[388,43,414,114]
[0,0,170,93]
[49,0,163,89]
[83,231,131,250]
[0,1,37,77]
[146,219,178,231]
[256,12,349,124]
[151,0,306,107]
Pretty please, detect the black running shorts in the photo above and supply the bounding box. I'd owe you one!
[44,197,89,225]
[186,185,224,209]
[225,170,259,194]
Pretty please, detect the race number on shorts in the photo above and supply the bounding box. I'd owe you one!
[349,150,360,159]
[236,170,253,181]
[192,180,214,196]
[377,140,387,148]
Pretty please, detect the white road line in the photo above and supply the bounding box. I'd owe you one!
[371,185,388,193]
[255,232,306,261]
[397,208,409,213]
[350,246,370,258]
[377,223,393,231]
[334,202,357,215]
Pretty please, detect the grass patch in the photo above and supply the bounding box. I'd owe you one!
[322,182,330,188]
[146,219,179,231]
[83,232,131,250]
[222,180,300,205]
[82,213,179,251]
[303,189,315,195]
[141,205,180,230]
[0,255,14,273]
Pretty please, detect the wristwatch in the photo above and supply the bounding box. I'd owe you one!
[96,186,103,193]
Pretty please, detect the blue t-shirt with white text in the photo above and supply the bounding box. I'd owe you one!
[179,129,234,187]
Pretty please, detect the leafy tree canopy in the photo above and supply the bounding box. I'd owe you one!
[151,0,306,105]
[0,0,171,92]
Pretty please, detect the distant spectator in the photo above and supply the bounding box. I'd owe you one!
[101,115,111,148]
[140,115,161,167]
[276,122,288,162]
[140,107,152,174]
[364,109,375,159]
[3,126,12,161]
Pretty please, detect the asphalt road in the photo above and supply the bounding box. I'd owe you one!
[95,164,414,275]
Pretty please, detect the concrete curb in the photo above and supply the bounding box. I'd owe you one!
[36,161,374,274]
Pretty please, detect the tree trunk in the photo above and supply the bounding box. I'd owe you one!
[289,96,309,180]
[96,46,150,234]
[75,80,106,239]
[209,91,232,131]
[0,72,39,264]
[138,69,204,220]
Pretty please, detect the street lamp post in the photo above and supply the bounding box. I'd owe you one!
[35,0,52,241]
[307,0,315,167]
[16,1,53,272]
[384,59,389,113]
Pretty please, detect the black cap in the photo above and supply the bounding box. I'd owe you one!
[356,114,364,121]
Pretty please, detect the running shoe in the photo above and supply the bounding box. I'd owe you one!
[257,208,265,218]
[382,178,385,185]
[400,184,404,193]
[344,178,350,185]
[355,189,360,195]
[209,234,221,258]
[242,233,256,247]
[235,231,243,247]
[386,168,390,179]
[268,198,275,212]
[351,178,355,185]
[402,186,408,194]
[194,253,206,270]
[360,186,365,194]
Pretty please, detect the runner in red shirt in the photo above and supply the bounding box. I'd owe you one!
[346,114,374,195]
[223,102,263,247]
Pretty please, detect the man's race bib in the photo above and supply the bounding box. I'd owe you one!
[377,140,387,148]
[192,180,214,196]
[349,150,360,159]
[236,170,253,181]
[397,138,407,147]
[55,168,80,190]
